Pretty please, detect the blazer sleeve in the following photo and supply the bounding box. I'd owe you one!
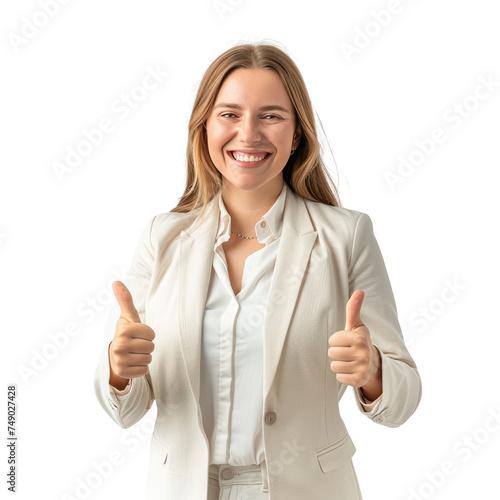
[93,215,157,429]
[348,212,422,427]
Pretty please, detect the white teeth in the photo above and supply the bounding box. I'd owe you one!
[232,151,267,162]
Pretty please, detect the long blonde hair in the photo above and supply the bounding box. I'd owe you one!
[171,41,341,220]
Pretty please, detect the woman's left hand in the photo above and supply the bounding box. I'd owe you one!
[328,290,382,394]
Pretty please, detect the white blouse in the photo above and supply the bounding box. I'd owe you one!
[199,182,287,466]
[110,181,379,465]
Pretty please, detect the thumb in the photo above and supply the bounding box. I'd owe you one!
[112,281,142,324]
[345,289,365,331]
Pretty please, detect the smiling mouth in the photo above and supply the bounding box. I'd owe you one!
[228,151,271,162]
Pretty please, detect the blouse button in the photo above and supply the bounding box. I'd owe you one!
[260,221,266,228]
[265,411,277,425]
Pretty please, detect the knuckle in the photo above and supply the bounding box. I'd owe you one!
[358,352,369,364]
[114,342,127,355]
[354,334,365,347]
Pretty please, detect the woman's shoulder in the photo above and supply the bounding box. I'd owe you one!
[299,199,378,254]
[128,209,202,253]
[301,197,371,231]
[148,208,201,242]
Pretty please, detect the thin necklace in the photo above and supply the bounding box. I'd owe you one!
[231,230,257,240]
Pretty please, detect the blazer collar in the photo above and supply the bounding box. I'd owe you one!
[178,183,318,404]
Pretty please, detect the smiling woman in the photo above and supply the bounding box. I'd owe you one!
[172,42,341,222]
[206,68,300,195]
[93,40,422,500]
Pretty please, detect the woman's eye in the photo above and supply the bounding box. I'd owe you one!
[220,113,280,120]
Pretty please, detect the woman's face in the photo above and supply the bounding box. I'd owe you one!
[205,67,301,194]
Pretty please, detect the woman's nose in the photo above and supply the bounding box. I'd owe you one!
[237,116,262,143]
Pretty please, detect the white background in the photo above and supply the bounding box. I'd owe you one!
[2,1,499,499]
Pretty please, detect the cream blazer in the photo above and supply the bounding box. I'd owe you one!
[93,185,422,499]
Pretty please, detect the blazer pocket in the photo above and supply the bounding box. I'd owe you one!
[316,432,356,473]
[151,432,169,465]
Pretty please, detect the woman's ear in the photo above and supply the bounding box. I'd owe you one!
[293,121,302,150]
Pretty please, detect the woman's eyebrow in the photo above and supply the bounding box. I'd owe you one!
[213,102,291,114]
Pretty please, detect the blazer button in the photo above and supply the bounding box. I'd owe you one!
[265,411,277,425]
[221,467,234,480]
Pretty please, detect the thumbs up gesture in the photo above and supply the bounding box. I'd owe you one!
[328,290,382,397]
[108,281,156,388]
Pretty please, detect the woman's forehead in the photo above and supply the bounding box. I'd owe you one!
[215,68,292,108]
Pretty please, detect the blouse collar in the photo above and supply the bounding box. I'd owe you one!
[215,181,288,248]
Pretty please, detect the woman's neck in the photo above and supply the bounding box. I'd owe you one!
[221,180,283,237]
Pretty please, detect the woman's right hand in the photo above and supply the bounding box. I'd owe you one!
[108,280,156,387]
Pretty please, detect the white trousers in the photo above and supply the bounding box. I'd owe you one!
[208,461,269,500]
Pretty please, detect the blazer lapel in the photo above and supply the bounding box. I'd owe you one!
[262,188,317,398]
[177,196,220,405]
[176,187,318,405]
